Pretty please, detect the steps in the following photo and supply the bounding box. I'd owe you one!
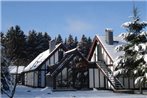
[114,89,134,94]
[97,61,123,89]
[96,62,134,93]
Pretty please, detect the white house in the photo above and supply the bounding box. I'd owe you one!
[23,40,67,88]
[46,48,90,90]
[87,29,147,92]
[9,66,25,84]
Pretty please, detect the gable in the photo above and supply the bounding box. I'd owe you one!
[88,35,126,63]
[23,43,67,72]
[50,48,89,77]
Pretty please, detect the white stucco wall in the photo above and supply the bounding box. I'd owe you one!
[89,68,94,88]
[55,51,58,63]
[50,56,54,65]
[41,70,45,87]
[34,71,38,86]
[24,47,67,88]
[94,69,99,88]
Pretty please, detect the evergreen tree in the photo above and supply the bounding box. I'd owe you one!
[42,32,51,50]
[36,32,51,52]
[1,25,26,98]
[56,34,63,45]
[67,34,75,50]
[3,25,27,66]
[1,43,12,94]
[26,30,39,62]
[87,37,92,55]
[74,36,78,48]
[36,32,44,52]
[113,6,147,93]
[64,38,67,46]
[78,35,91,57]
[26,31,51,64]
[1,56,13,96]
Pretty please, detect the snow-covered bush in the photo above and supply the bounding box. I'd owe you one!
[1,56,13,94]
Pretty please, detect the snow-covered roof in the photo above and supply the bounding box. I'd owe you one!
[65,48,77,54]
[23,43,63,72]
[96,35,126,61]
[9,66,25,74]
[24,49,50,72]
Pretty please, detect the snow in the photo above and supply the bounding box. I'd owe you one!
[115,45,124,52]
[113,69,125,76]
[121,21,147,29]
[145,73,147,79]
[23,43,62,72]
[65,48,77,54]
[140,31,147,36]
[136,53,143,61]
[135,76,144,85]
[113,56,122,69]
[23,49,50,72]
[134,43,147,52]
[105,28,113,32]
[9,66,25,74]
[1,85,147,98]
[122,22,132,28]
[144,54,147,63]
[96,35,126,61]
[139,21,147,26]
[119,32,134,40]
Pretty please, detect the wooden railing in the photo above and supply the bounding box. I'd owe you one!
[96,63,116,90]
[101,62,124,88]
[96,62,124,91]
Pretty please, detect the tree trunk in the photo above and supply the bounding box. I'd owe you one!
[10,66,19,98]
[139,80,143,94]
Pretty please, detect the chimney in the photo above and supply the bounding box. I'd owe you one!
[49,39,56,53]
[105,28,113,45]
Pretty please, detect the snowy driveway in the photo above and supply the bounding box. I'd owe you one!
[1,85,147,98]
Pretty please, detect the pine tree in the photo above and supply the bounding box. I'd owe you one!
[1,25,27,98]
[78,35,91,57]
[87,37,92,56]
[4,25,27,66]
[67,34,75,50]
[42,32,51,50]
[113,6,147,93]
[36,32,44,53]
[26,31,51,64]
[74,36,78,48]
[26,30,38,62]
[36,32,51,52]
[64,38,67,46]
[56,34,63,45]
[1,43,12,95]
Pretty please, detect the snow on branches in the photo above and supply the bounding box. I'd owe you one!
[134,43,147,52]
[122,21,147,29]
[144,54,147,63]
[115,45,125,52]
[113,7,147,87]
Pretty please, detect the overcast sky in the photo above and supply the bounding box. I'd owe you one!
[1,1,147,40]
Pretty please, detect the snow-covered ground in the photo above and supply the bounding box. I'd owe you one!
[1,85,147,98]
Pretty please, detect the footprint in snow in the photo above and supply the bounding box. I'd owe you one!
[27,90,31,92]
